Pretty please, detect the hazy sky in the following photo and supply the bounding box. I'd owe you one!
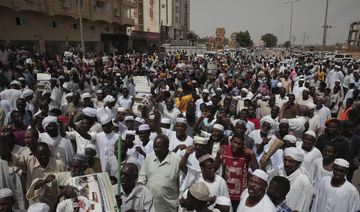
[189,0,360,45]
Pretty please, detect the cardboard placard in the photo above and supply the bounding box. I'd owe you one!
[37,73,51,91]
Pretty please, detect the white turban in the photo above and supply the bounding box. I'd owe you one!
[194,136,208,145]
[85,144,96,151]
[103,95,116,103]
[202,89,210,94]
[82,107,97,117]
[0,188,13,198]
[252,169,269,183]
[283,135,297,144]
[284,147,305,162]
[65,92,73,98]
[62,82,73,91]
[260,116,277,134]
[304,130,316,138]
[126,130,136,136]
[139,124,150,131]
[175,118,187,124]
[22,89,33,97]
[277,82,283,88]
[215,196,231,207]
[42,116,58,129]
[96,108,112,125]
[213,124,224,131]
[10,80,21,87]
[241,88,249,94]
[27,203,50,212]
[306,103,316,110]
[125,116,134,121]
[117,107,126,112]
[81,92,92,101]
[334,158,350,168]
[135,117,145,124]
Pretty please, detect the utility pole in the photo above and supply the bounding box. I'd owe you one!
[321,0,330,59]
[78,0,85,53]
[285,0,299,48]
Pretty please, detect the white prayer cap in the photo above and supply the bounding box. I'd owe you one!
[304,130,316,138]
[58,75,65,80]
[82,107,97,117]
[42,116,58,129]
[96,90,103,94]
[284,147,304,162]
[42,90,51,97]
[215,196,231,207]
[117,107,126,112]
[334,158,350,168]
[306,103,316,110]
[194,136,208,145]
[65,92,73,98]
[198,154,212,163]
[299,77,305,81]
[85,74,91,79]
[96,109,112,125]
[85,144,96,151]
[116,73,121,76]
[125,116,134,121]
[149,115,155,120]
[81,92,92,101]
[135,117,145,124]
[192,80,197,83]
[139,124,150,131]
[277,82,283,88]
[213,124,224,131]
[216,87,222,91]
[161,118,171,124]
[103,95,116,103]
[0,188,13,198]
[252,169,269,183]
[18,77,25,81]
[279,119,289,124]
[62,82,72,90]
[27,203,50,212]
[335,65,341,69]
[22,89,33,97]
[10,80,21,87]
[175,118,187,124]
[283,135,297,144]
[189,182,210,201]
[202,89,210,94]
[241,88,249,94]
[260,116,277,133]
[126,130,136,136]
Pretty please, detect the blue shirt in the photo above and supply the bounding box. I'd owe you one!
[276,200,292,212]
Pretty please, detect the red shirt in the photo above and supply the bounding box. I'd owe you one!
[220,145,251,200]
[247,117,260,129]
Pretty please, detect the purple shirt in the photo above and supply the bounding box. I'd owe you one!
[13,125,28,146]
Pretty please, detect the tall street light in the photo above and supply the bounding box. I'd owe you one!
[78,0,85,53]
[321,0,330,59]
[285,0,299,48]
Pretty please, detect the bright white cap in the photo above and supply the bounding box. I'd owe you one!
[117,107,126,112]
[252,169,269,183]
[85,144,96,151]
[149,115,155,120]
[135,117,145,124]
[215,196,231,206]
[103,95,116,102]
[82,107,97,117]
[283,135,297,144]
[42,116,58,129]
[203,89,210,94]
[175,118,187,124]
[96,109,112,125]
[284,147,305,162]
[65,92,73,98]
[304,130,316,138]
[161,118,171,124]
[213,124,224,131]
[125,116,134,121]
[81,92,92,101]
[96,90,103,94]
[306,103,317,110]
[241,88,249,94]
[0,188,13,198]
[27,203,50,212]
[10,80,21,87]
[138,124,150,131]
[277,82,283,88]
[194,136,208,145]
[22,89,34,98]
[334,158,350,168]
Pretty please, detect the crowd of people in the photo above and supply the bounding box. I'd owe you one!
[0,47,360,212]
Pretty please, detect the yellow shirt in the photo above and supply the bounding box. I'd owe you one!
[176,94,193,113]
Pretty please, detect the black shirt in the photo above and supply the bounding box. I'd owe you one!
[316,134,349,159]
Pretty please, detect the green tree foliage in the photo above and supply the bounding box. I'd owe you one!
[283,41,291,48]
[261,33,278,47]
[187,30,199,41]
[236,30,253,47]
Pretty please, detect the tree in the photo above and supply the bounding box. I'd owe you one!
[261,33,278,47]
[283,41,291,48]
[236,30,253,47]
[187,30,199,41]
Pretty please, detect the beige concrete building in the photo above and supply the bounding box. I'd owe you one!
[348,21,360,47]
[133,0,190,43]
[0,0,136,54]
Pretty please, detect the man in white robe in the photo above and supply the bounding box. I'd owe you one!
[268,147,314,212]
[311,159,360,212]
[236,169,276,212]
[297,130,322,171]
[314,96,331,128]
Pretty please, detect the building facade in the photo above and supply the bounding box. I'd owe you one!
[0,0,136,55]
[348,21,360,47]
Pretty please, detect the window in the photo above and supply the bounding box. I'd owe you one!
[16,17,28,26]
[58,0,66,3]
[70,23,77,30]
[48,21,56,28]
[104,26,109,32]
[89,25,95,31]
[162,4,165,8]
[75,0,82,6]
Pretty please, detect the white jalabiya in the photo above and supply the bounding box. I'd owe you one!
[296,144,322,171]
[308,114,320,131]
[39,133,74,169]
[314,106,331,128]
[198,174,231,210]
[309,158,333,191]
[269,164,314,212]
[311,176,360,212]
[65,131,97,155]
[236,189,276,212]
[286,116,308,140]
[95,131,119,172]
[168,131,194,157]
